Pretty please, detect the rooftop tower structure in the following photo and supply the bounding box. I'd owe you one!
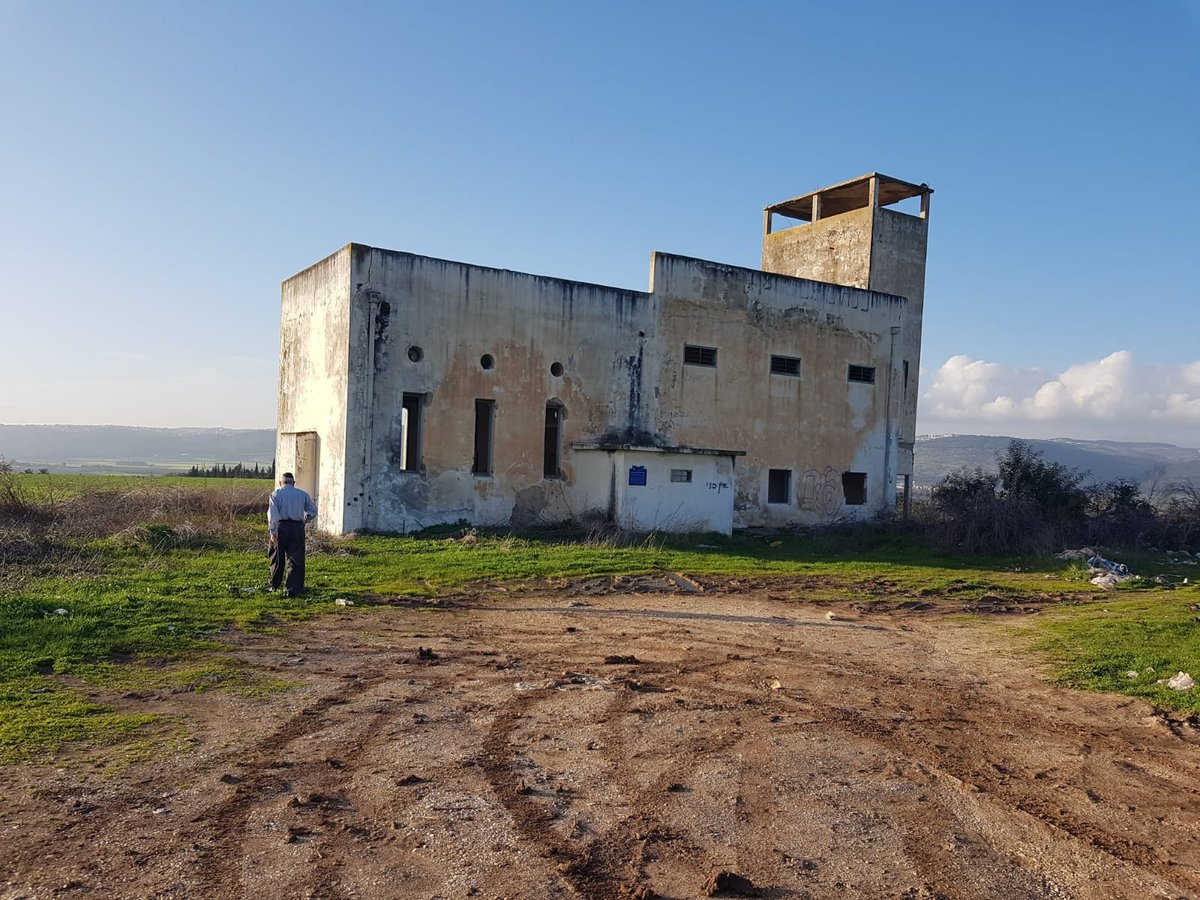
[761,173,934,513]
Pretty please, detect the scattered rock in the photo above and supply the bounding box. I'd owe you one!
[218,773,242,784]
[334,598,354,606]
[666,572,704,593]
[1056,548,1094,560]
[396,774,427,786]
[604,654,639,665]
[825,612,841,621]
[703,870,761,896]
[565,626,579,633]
[418,647,438,660]
[769,679,782,691]
[289,793,347,809]
[325,757,346,769]
[1125,670,1139,679]
[665,782,687,793]
[623,885,657,899]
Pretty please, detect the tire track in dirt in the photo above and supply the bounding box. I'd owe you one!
[189,659,434,897]
[756,642,1193,890]
[559,610,1197,895]
[477,675,749,899]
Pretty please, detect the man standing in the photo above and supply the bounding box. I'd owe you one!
[268,472,318,597]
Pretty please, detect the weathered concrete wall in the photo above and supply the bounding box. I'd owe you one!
[342,247,657,532]
[277,247,353,534]
[649,253,912,526]
[869,208,927,466]
[762,208,874,291]
[760,206,928,483]
[281,181,930,535]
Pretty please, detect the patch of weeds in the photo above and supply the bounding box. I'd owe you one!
[90,719,194,778]
[0,678,159,763]
[73,658,295,699]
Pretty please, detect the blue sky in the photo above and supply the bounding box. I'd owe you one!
[1,1,1197,443]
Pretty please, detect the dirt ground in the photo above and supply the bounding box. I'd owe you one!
[2,576,1199,900]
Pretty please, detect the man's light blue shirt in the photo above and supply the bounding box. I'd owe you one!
[268,483,317,534]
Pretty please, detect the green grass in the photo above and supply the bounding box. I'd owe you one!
[3,488,1199,760]
[8,472,270,500]
[1034,591,1200,715]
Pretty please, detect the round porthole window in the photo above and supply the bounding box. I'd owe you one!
[550,362,564,377]
[480,354,495,370]
[407,346,423,363]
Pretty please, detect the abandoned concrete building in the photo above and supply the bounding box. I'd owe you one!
[276,173,932,535]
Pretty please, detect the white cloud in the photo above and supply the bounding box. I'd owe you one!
[920,351,1200,446]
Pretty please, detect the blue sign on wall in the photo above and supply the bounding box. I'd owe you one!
[628,465,647,486]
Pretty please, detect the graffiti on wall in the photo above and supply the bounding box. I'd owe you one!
[798,466,842,516]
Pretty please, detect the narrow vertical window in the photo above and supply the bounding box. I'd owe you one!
[473,400,495,475]
[544,402,564,478]
[767,469,791,504]
[401,393,423,471]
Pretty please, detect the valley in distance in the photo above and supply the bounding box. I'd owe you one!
[2,424,1198,492]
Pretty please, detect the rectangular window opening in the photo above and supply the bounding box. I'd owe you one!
[401,393,424,471]
[842,471,867,505]
[848,364,876,384]
[472,399,495,475]
[670,468,692,483]
[770,354,801,377]
[767,469,791,504]
[683,344,717,367]
[544,403,563,478]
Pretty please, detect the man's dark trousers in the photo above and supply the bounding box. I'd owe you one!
[270,519,306,596]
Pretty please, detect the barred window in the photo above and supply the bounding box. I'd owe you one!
[848,364,876,384]
[684,345,717,367]
[770,355,801,376]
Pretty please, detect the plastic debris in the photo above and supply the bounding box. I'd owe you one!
[1088,555,1135,589]
[1088,555,1130,576]
[1165,672,1195,691]
[53,608,69,616]
[334,598,354,606]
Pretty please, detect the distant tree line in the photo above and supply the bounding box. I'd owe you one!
[185,461,275,479]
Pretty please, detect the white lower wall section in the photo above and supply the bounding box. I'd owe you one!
[572,446,737,535]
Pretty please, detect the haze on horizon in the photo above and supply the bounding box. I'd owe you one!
[1,2,1196,446]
